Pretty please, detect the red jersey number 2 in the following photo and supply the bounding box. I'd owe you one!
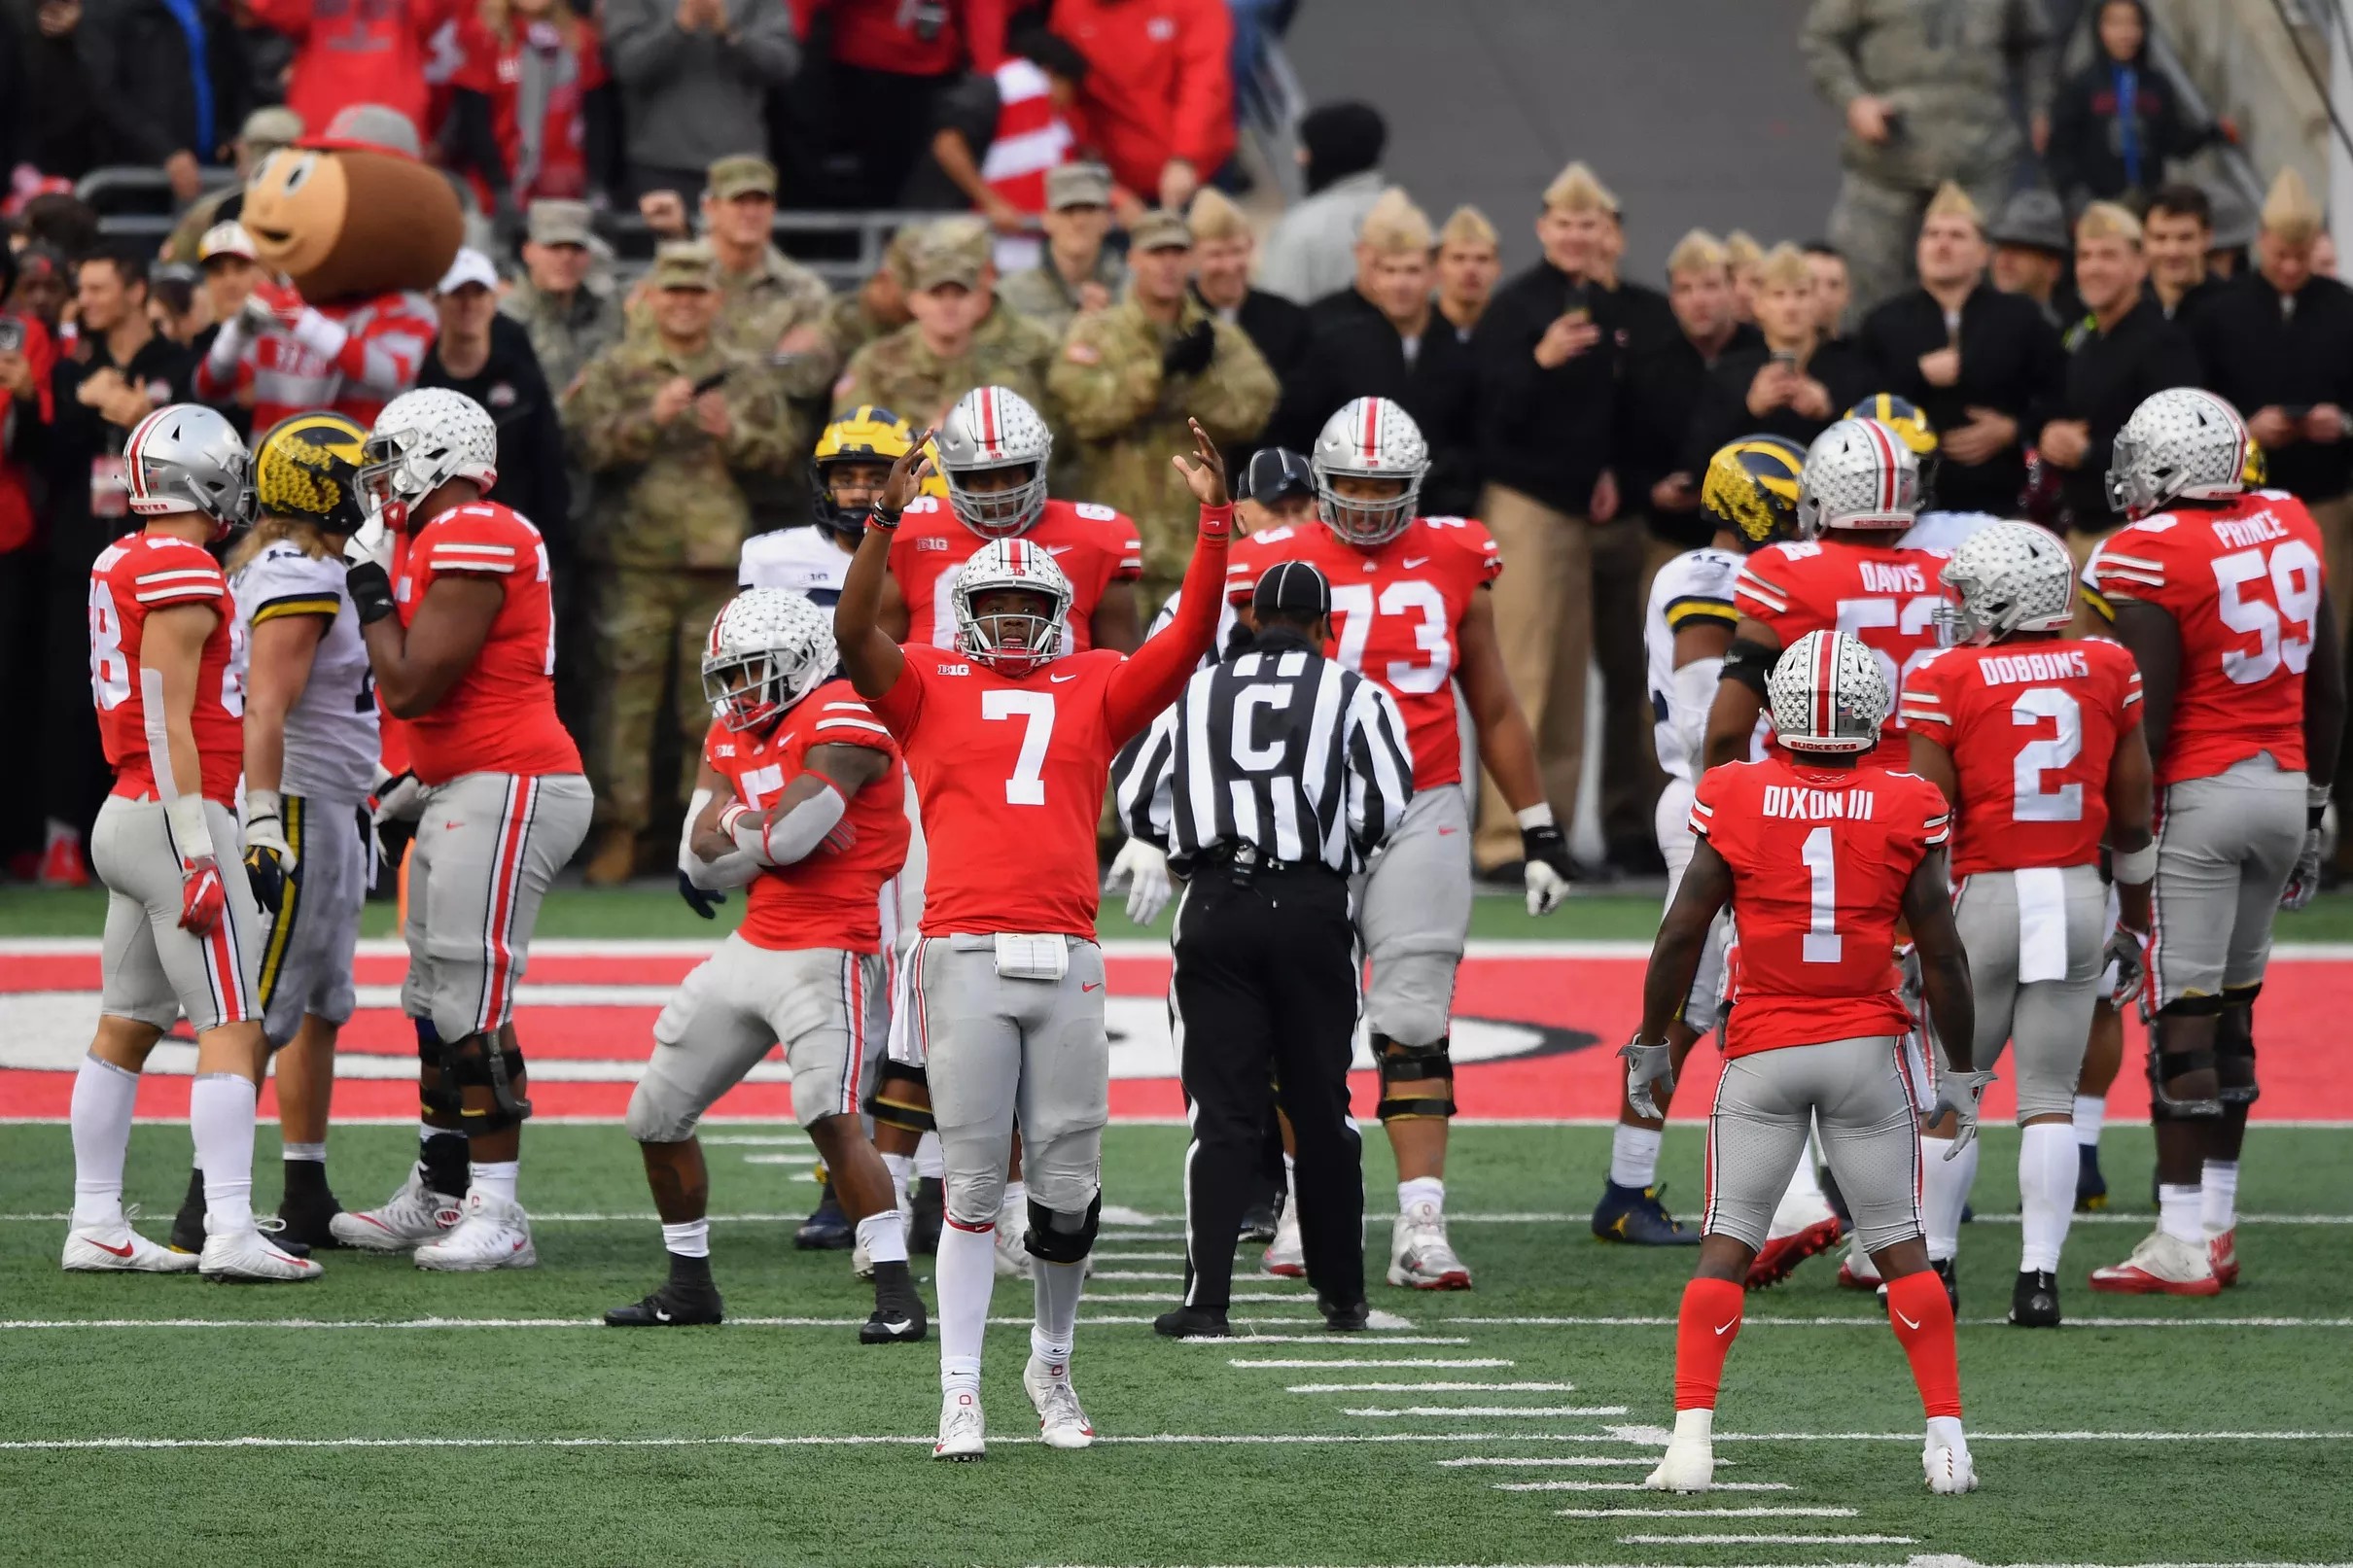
[982,689,1056,805]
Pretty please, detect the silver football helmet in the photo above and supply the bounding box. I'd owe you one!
[1768,629,1891,754]
[935,386,1052,538]
[362,388,501,519]
[953,536,1073,677]
[1796,417,1920,537]
[2106,387,2250,520]
[1937,520,2075,645]
[1311,397,1428,547]
[701,587,835,732]
[124,403,253,537]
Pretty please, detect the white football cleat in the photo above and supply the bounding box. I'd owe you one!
[1924,1436,1979,1494]
[2088,1228,2221,1297]
[198,1220,324,1282]
[1387,1200,1471,1290]
[413,1188,537,1272]
[933,1388,986,1461]
[1262,1189,1305,1277]
[330,1163,462,1252]
[1646,1435,1715,1492]
[62,1212,199,1273]
[994,1215,1029,1278]
[1024,1356,1096,1449]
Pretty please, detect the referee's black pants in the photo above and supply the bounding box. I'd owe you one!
[1171,862,1364,1311]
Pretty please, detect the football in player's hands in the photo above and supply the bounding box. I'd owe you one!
[178,856,227,935]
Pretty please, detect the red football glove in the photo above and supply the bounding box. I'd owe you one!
[179,855,227,935]
[244,279,307,331]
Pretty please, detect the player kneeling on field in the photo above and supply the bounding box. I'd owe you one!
[1629,631,1986,1496]
[612,587,925,1342]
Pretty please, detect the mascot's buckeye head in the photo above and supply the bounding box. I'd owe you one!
[241,104,463,301]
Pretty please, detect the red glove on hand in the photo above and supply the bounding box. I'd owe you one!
[244,279,307,331]
[179,855,227,935]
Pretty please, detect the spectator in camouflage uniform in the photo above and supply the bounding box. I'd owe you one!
[629,156,836,373]
[824,227,918,366]
[1801,0,2056,317]
[832,217,1060,436]
[504,202,624,401]
[561,241,800,884]
[997,162,1128,340]
[1047,208,1278,607]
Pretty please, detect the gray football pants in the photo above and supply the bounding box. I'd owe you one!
[1704,1034,1924,1254]
[1352,784,1473,1047]
[909,934,1108,1227]
[1942,863,2104,1123]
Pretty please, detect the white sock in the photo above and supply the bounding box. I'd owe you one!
[69,1053,139,1228]
[1000,1179,1026,1228]
[282,1141,327,1165]
[914,1130,944,1180]
[2017,1122,2077,1272]
[471,1160,519,1203]
[1926,1413,1967,1452]
[2158,1182,2203,1245]
[882,1152,915,1227]
[2200,1160,2239,1234]
[1032,1256,1085,1368]
[1919,1132,1977,1263]
[936,1220,998,1394]
[2071,1094,2105,1147]
[1609,1124,1662,1189]
[1671,1407,1714,1439]
[190,1072,259,1234]
[857,1208,909,1266]
[1398,1175,1444,1215]
[662,1219,710,1259]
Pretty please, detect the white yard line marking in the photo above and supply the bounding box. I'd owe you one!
[1086,1251,1189,1261]
[1499,1481,1792,1492]
[1229,1357,1510,1369]
[1086,1292,1314,1305]
[1444,1314,2353,1329]
[1080,1270,1184,1281]
[1287,1381,1574,1393]
[1210,1335,1469,1345]
[1344,1406,1630,1418]
[1616,1534,1914,1546]
[1559,1507,1855,1518]
[1439,1456,1683,1468]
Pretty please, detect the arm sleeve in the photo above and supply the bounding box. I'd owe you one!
[1104,505,1235,740]
[1345,676,1415,858]
[1110,705,1178,847]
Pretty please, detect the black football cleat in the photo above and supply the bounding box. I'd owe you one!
[1591,1180,1701,1245]
[606,1276,724,1327]
[1153,1305,1231,1339]
[860,1261,928,1344]
[2009,1268,2061,1328]
[795,1177,854,1250]
[1318,1296,1371,1333]
[274,1180,346,1250]
[170,1167,207,1254]
[909,1176,945,1255]
[2075,1143,2108,1211]
[1238,1202,1280,1245]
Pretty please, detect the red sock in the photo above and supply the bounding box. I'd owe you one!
[1672,1276,1745,1411]
[1885,1269,1962,1418]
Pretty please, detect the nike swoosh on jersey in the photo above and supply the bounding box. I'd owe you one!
[1050,673,1079,683]
[1402,556,1430,568]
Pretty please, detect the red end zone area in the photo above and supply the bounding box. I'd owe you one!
[2,938,2348,1122]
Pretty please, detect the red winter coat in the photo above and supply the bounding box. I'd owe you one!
[1048,0,1232,197]
[804,0,1007,79]
[248,0,455,139]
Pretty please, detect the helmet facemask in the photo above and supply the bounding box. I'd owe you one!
[955,583,1069,678]
[1316,470,1422,547]
[946,461,1048,538]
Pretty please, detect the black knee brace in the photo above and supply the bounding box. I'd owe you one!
[864,1064,935,1133]
[2216,992,2259,1107]
[1375,1033,1457,1122]
[415,1020,464,1122]
[1024,1193,1101,1264]
[442,1029,533,1135]
[2146,1019,2221,1121]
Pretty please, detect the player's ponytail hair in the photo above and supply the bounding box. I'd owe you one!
[226,515,331,574]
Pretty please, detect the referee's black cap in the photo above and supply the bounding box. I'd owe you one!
[1241,447,1315,504]
[1252,560,1331,618]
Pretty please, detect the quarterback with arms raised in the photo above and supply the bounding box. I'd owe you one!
[1221,396,1577,1291]
[333,388,593,1268]
[2082,389,2342,1295]
[65,405,318,1281]
[1630,631,1984,1496]
[834,420,1233,1460]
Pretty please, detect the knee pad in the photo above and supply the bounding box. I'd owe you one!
[415,1020,464,1122]
[2216,994,2259,1106]
[1024,1192,1101,1264]
[1375,1033,1457,1122]
[2145,1028,2222,1122]
[864,1064,935,1134]
[443,1030,534,1135]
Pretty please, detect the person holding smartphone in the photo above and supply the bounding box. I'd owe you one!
[1681,244,1876,481]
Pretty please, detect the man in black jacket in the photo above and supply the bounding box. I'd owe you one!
[1857,183,2064,517]
[2034,202,2200,549]
[1598,205,1678,355]
[1468,159,1622,874]
[1190,188,1311,467]
[417,249,572,547]
[76,0,250,202]
[2144,182,2226,324]
[1616,231,1758,556]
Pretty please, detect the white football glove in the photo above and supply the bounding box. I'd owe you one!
[1109,837,1174,925]
[2281,826,2325,912]
[239,787,297,917]
[1927,1068,1997,1159]
[1620,1035,1675,1120]
[343,509,396,575]
[2103,924,2149,1008]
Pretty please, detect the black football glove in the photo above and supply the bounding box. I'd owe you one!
[677,868,727,921]
[1161,320,1216,377]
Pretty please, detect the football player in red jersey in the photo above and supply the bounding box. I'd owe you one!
[65,405,320,1282]
[835,420,1233,1461]
[1902,522,2155,1327]
[1629,631,1984,1496]
[1220,397,1575,1291]
[2082,389,2344,1294]
[614,588,926,1341]
[872,384,1146,1274]
[333,388,594,1269]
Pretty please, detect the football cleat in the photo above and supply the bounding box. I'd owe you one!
[1263,1189,1306,1277]
[1024,1356,1095,1449]
[1837,1235,1883,1291]
[605,1276,724,1327]
[329,1163,464,1252]
[2008,1268,2061,1328]
[909,1175,945,1254]
[2208,1227,2239,1287]
[1387,1201,1472,1290]
[169,1165,206,1253]
[62,1212,199,1272]
[2089,1228,2222,1296]
[1747,1183,1843,1288]
[1924,1436,1979,1494]
[274,1180,346,1250]
[1645,1434,1715,1493]
[1240,1199,1281,1245]
[2074,1143,2107,1211]
[933,1389,986,1461]
[795,1178,854,1250]
[1591,1180,1701,1246]
[1152,1305,1231,1339]
[860,1262,928,1344]
[413,1188,537,1272]
[198,1221,324,1282]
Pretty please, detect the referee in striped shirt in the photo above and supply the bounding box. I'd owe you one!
[1115,561,1415,1338]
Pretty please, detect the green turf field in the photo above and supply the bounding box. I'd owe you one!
[3,1121,2348,1568]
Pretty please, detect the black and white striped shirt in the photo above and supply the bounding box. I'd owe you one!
[1114,629,1415,874]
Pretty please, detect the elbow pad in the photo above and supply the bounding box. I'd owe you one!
[1719,637,1779,698]
[1669,657,1724,768]
[722,783,848,866]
